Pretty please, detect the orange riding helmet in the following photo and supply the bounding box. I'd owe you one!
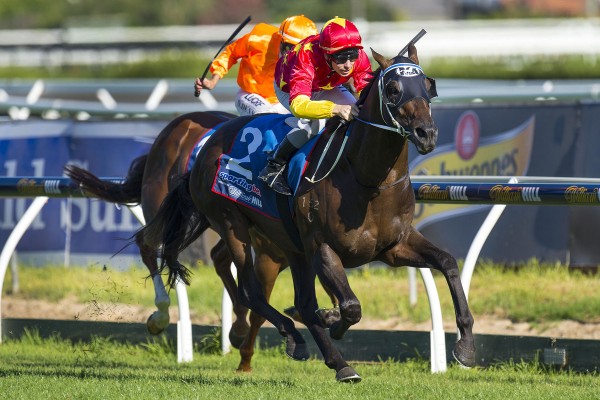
[279,15,317,45]
[319,17,363,54]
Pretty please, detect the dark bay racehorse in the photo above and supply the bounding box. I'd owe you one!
[143,44,476,382]
[65,111,338,373]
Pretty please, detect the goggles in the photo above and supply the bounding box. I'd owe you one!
[330,48,359,64]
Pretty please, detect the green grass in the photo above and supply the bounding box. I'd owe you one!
[0,331,598,400]
[4,259,600,326]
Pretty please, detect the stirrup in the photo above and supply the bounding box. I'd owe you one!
[259,161,292,195]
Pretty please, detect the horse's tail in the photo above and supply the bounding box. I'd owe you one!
[64,155,146,205]
[142,172,210,287]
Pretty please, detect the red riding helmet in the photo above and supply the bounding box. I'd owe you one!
[279,15,317,45]
[318,17,363,54]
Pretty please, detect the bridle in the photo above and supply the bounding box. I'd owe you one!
[306,61,436,186]
[354,62,434,139]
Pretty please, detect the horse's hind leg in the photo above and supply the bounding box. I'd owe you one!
[236,246,287,372]
[136,229,170,335]
[213,219,309,362]
[383,228,476,367]
[139,180,171,335]
[210,239,249,349]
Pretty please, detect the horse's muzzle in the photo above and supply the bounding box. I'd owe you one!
[412,125,438,154]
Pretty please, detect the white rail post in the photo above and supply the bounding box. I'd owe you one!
[460,177,518,301]
[0,196,49,343]
[145,79,169,111]
[221,262,236,354]
[419,268,447,373]
[408,267,418,306]
[175,278,193,362]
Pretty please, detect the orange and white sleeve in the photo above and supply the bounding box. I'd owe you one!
[209,34,249,78]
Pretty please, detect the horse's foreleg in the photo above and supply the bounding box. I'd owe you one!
[288,255,361,383]
[210,239,249,349]
[384,229,476,368]
[312,244,361,340]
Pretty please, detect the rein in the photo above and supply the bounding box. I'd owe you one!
[305,62,426,188]
[349,62,427,190]
[354,62,427,140]
[304,120,350,184]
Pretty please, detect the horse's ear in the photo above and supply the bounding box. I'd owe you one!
[408,43,419,65]
[371,48,391,69]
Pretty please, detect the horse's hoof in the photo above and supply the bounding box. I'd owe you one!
[336,366,361,383]
[452,341,476,368]
[146,312,169,335]
[283,306,302,323]
[316,307,341,328]
[329,321,346,340]
[235,365,252,373]
[285,339,309,361]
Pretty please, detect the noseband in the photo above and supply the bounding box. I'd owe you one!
[355,62,433,138]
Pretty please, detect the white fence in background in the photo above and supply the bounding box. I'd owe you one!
[0,18,599,67]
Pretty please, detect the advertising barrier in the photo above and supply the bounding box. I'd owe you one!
[1,101,600,267]
[0,119,163,267]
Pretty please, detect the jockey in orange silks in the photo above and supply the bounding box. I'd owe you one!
[194,15,317,116]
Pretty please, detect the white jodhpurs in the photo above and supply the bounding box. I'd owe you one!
[235,89,289,116]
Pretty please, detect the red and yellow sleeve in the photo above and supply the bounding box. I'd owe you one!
[290,95,335,119]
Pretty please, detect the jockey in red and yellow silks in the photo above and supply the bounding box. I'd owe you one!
[259,17,373,195]
[194,16,317,116]
[274,33,372,119]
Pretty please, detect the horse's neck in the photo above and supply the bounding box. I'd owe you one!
[346,115,409,189]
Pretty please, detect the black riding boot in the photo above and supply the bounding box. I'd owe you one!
[258,136,299,195]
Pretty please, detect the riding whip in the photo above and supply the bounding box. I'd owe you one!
[194,15,252,97]
[397,28,427,57]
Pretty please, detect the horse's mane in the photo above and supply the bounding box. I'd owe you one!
[356,69,379,107]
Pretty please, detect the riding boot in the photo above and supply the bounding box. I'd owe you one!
[258,136,300,195]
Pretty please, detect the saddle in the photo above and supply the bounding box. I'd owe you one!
[209,114,347,220]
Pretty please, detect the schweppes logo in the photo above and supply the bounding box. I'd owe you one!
[410,114,536,228]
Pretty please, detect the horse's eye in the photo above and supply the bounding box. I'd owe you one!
[385,82,403,104]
